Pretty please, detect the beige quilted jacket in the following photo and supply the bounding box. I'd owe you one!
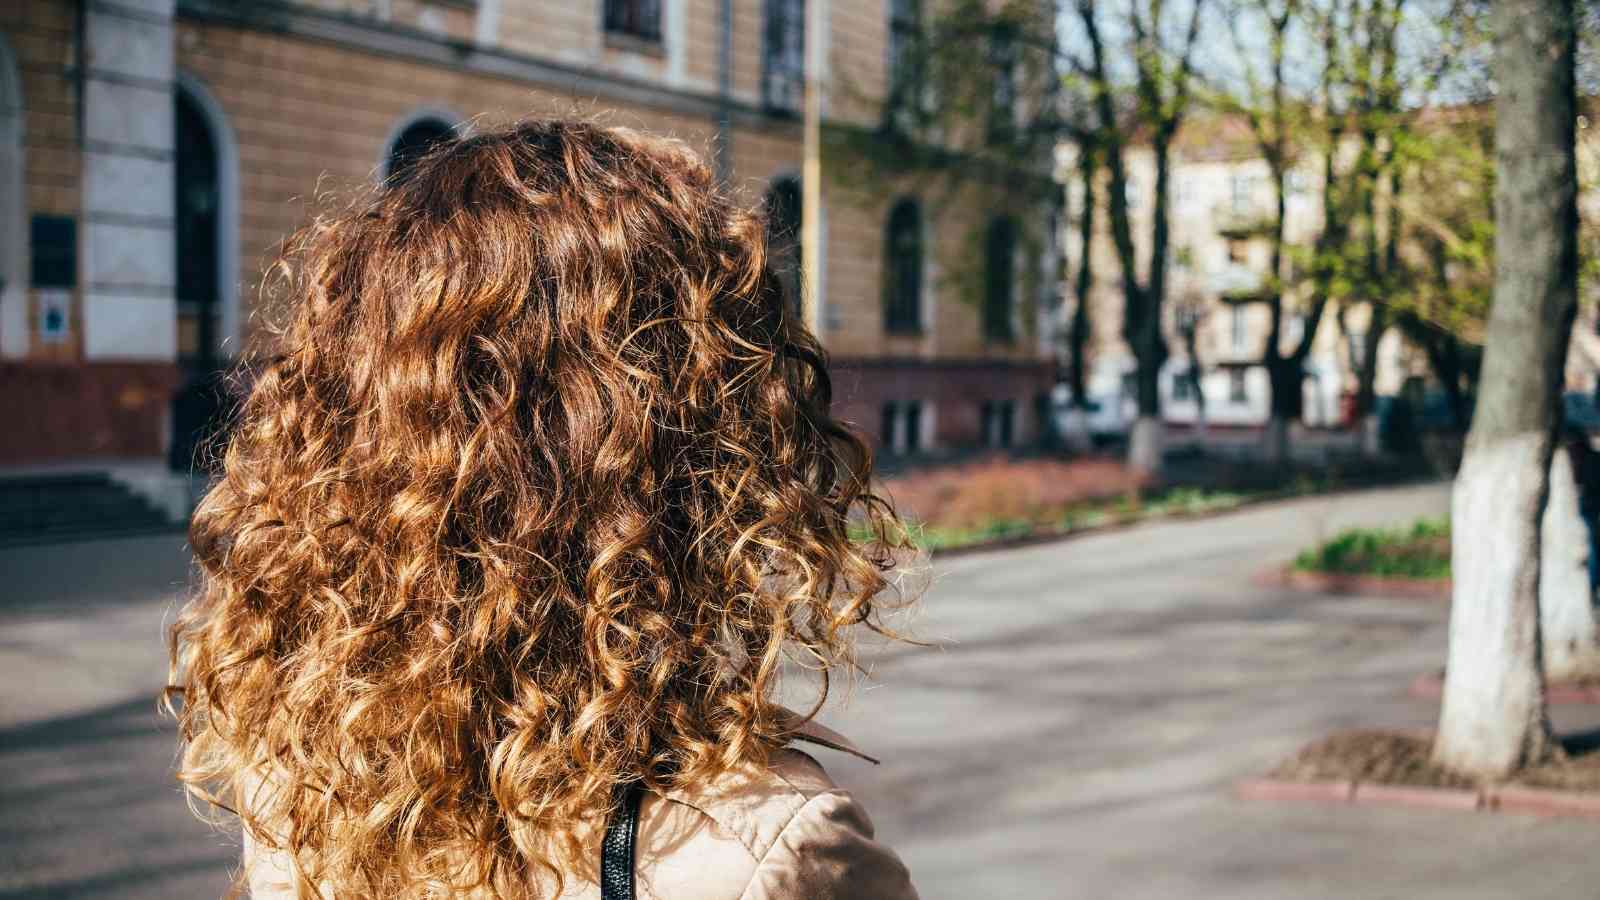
[242,719,919,899]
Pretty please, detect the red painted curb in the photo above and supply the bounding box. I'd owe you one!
[1353,782,1482,811]
[1409,671,1600,705]
[1492,785,1600,818]
[1234,777,1354,804]
[1259,567,1451,601]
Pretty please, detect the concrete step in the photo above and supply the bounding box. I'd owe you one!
[0,473,182,547]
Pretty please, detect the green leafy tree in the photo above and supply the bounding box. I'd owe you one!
[1063,0,1211,472]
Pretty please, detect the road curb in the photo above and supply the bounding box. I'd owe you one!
[1237,776,1600,819]
[1494,785,1600,817]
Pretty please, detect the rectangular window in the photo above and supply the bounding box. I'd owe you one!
[881,401,899,451]
[1229,369,1248,405]
[1231,304,1247,352]
[1348,330,1367,367]
[1173,371,1194,402]
[986,23,1017,145]
[604,0,663,43]
[763,0,805,114]
[30,215,77,288]
[1227,239,1249,264]
[1230,172,1255,214]
[886,0,922,128]
[904,400,923,453]
[982,399,1015,448]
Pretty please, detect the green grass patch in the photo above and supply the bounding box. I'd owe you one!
[1292,517,1451,580]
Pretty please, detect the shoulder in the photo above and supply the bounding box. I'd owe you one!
[635,748,917,900]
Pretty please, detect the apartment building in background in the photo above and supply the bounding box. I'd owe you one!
[1060,111,1600,436]
[0,0,1057,511]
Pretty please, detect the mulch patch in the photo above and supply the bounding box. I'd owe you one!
[1238,728,1600,817]
[1270,729,1475,789]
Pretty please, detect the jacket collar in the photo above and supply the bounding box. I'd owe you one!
[780,708,880,765]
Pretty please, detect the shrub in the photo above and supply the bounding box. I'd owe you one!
[1293,517,1451,579]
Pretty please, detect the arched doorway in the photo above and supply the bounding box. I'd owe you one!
[384,115,458,187]
[175,86,219,371]
[763,175,802,317]
[170,78,237,471]
[0,36,24,359]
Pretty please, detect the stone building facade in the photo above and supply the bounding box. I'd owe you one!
[0,0,1057,478]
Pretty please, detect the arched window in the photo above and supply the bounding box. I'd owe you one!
[883,198,922,334]
[764,176,803,317]
[385,117,457,187]
[984,216,1016,342]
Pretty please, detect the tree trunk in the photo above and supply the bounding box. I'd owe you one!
[1068,145,1096,413]
[1263,359,1302,464]
[1182,323,1207,443]
[1542,445,1600,681]
[1353,309,1386,421]
[1128,417,1164,475]
[1433,0,1577,781]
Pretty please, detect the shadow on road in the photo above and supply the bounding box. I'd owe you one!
[0,695,234,900]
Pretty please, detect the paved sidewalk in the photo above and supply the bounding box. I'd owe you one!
[818,480,1600,899]
[4,480,1599,898]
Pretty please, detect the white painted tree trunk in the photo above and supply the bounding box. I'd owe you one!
[1435,434,1554,778]
[1433,0,1574,780]
[1262,416,1290,465]
[1360,413,1382,457]
[1128,416,1163,475]
[1541,445,1600,681]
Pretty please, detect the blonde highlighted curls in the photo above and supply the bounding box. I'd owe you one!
[167,120,908,898]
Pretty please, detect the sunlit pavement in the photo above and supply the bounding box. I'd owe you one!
[823,480,1600,900]
[4,480,1599,898]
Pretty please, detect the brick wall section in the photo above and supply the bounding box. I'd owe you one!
[0,362,180,462]
[174,19,728,351]
[3,0,83,364]
[831,358,1055,449]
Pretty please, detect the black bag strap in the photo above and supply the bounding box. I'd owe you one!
[599,783,644,900]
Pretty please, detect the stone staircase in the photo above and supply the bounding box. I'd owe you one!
[0,472,183,547]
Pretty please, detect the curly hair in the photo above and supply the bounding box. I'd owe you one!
[166,120,907,898]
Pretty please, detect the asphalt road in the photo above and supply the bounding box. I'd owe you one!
[4,480,1599,899]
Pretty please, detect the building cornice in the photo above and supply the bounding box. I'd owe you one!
[175,0,799,134]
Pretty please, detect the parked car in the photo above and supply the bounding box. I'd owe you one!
[1051,384,1134,447]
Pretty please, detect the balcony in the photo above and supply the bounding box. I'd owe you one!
[1210,261,1269,302]
[1212,204,1276,240]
